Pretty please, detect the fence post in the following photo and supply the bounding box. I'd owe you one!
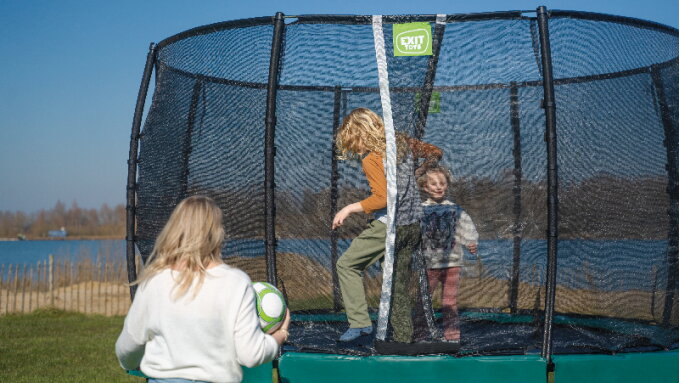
[4,265,8,314]
[97,261,102,315]
[62,260,67,311]
[69,260,74,312]
[4,266,7,314]
[77,263,81,313]
[119,261,125,315]
[13,265,19,313]
[21,264,27,313]
[36,261,42,310]
[28,265,34,313]
[116,261,121,315]
[104,263,109,316]
[49,255,54,307]
[90,262,95,314]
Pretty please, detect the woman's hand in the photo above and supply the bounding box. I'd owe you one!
[271,309,291,346]
[332,203,363,229]
[467,243,478,255]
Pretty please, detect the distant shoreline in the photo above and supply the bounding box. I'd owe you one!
[0,236,124,241]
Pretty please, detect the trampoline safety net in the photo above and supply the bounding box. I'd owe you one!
[130,10,678,357]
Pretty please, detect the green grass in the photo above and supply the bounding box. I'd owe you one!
[0,309,139,383]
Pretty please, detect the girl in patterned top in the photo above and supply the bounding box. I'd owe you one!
[418,167,478,342]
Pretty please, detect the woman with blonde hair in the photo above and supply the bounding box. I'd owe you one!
[333,108,441,343]
[116,195,290,383]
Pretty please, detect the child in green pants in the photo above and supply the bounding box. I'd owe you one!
[333,108,441,342]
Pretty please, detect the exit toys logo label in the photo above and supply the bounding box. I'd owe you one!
[393,22,432,56]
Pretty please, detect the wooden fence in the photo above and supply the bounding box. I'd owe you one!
[0,255,140,316]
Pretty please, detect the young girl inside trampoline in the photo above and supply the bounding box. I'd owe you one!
[115,195,290,383]
[418,166,478,342]
[333,107,442,343]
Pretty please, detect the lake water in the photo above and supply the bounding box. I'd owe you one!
[0,238,670,292]
[0,239,126,266]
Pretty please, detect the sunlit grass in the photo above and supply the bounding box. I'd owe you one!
[0,309,138,383]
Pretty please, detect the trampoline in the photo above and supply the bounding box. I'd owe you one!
[125,6,678,382]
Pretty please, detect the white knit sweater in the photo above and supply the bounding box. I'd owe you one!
[115,264,278,383]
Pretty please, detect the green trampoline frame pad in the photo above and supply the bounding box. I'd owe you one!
[127,363,272,382]
[553,351,679,383]
[242,362,273,383]
[278,352,546,383]
[127,352,679,382]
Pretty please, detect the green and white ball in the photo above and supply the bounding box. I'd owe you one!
[252,281,286,333]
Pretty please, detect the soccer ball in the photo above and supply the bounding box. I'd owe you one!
[252,281,287,333]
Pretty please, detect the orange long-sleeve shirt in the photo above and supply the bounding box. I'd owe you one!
[359,139,442,214]
[360,152,387,214]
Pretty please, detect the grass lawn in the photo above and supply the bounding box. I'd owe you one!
[0,309,139,383]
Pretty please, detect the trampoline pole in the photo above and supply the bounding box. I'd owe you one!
[179,80,203,199]
[330,86,342,312]
[126,42,157,300]
[509,82,523,314]
[264,12,285,287]
[651,65,679,327]
[536,6,559,361]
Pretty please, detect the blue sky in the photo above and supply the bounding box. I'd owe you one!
[0,0,677,212]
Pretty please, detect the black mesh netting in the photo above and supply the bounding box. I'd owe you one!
[132,12,678,356]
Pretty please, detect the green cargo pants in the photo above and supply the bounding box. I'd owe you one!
[337,220,386,329]
[336,220,421,343]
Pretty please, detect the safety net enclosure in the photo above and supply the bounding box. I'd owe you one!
[126,6,678,363]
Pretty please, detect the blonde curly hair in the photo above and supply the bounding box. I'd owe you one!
[336,108,409,160]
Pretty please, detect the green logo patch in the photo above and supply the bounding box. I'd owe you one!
[415,91,441,113]
[393,22,432,56]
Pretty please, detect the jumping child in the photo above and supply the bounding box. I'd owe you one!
[333,108,441,343]
[418,167,478,342]
[115,196,290,383]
